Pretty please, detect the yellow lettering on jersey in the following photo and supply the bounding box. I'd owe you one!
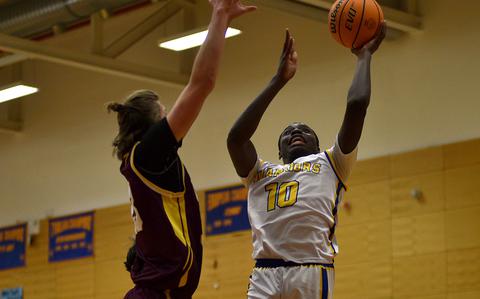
[277,181,299,208]
[265,183,278,212]
[293,163,301,172]
[303,162,312,172]
[266,168,273,177]
[312,163,321,174]
[288,163,294,171]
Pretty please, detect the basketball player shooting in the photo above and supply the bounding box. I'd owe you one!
[108,1,256,298]
[227,24,386,299]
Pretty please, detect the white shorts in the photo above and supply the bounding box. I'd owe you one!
[247,261,335,299]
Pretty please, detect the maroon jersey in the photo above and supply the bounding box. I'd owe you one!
[121,118,202,299]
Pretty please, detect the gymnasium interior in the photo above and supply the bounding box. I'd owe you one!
[0,0,479,298]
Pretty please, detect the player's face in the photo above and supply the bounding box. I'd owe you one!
[278,122,319,164]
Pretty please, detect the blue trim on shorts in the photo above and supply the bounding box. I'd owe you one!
[321,268,328,299]
[255,259,334,268]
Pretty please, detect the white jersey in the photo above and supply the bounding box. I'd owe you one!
[242,139,357,264]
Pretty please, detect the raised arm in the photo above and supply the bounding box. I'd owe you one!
[167,0,256,141]
[227,30,297,177]
[337,23,386,154]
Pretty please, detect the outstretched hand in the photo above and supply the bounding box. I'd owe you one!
[209,0,257,22]
[276,29,298,84]
[352,22,387,56]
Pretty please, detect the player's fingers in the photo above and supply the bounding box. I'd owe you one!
[372,22,387,50]
[290,38,296,57]
[243,5,257,13]
[282,36,293,61]
[284,29,289,47]
[282,29,290,55]
[291,50,298,64]
[286,37,293,58]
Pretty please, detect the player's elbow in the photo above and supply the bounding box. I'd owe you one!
[227,129,239,147]
[190,73,216,95]
[227,127,244,148]
[347,96,370,113]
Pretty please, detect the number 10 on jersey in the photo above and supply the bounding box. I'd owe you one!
[265,181,300,211]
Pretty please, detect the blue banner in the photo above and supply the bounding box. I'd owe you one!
[0,224,26,271]
[49,211,94,262]
[205,185,250,236]
[1,288,23,299]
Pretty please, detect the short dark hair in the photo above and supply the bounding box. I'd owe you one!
[107,90,161,160]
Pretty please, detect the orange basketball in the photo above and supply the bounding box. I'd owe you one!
[328,0,384,49]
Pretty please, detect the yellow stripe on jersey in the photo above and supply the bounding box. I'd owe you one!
[129,142,185,197]
[179,247,194,287]
[163,194,194,287]
[129,144,193,287]
[178,196,193,287]
[325,149,347,191]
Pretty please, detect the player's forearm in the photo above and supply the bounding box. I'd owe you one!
[188,9,229,91]
[228,77,286,145]
[347,52,372,109]
[337,52,372,153]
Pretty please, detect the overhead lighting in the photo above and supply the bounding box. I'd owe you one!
[159,27,242,51]
[0,84,39,104]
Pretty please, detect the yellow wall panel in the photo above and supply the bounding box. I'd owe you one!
[22,266,55,298]
[335,262,365,299]
[390,147,443,178]
[445,165,480,210]
[391,172,445,217]
[447,248,480,292]
[198,232,254,299]
[392,213,445,257]
[394,296,446,299]
[335,259,392,299]
[95,259,132,298]
[448,291,480,299]
[336,220,392,265]
[94,204,130,227]
[393,253,447,298]
[443,139,480,169]
[445,206,480,250]
[349,156,390,186]
[340,180,391,224]
[94,223,133,261]
[55,259,95,299]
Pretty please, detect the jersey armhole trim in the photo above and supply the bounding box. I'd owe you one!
[130,142,186,197]
[324,150,347,191]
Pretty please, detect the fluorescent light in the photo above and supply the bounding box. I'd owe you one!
[0,84,39,103]
[159,27,242,51]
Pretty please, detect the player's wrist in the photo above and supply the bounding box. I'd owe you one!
[211,6,230,21]
[356,50,372,60]
[271,75,289,87]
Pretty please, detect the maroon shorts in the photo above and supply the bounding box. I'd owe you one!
[124,286,192,299]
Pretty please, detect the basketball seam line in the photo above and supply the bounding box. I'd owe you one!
[351,0,367,48]
[338,0,351,47]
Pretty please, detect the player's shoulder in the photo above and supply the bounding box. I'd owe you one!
[296,152,327,163]
[257,158,280,169]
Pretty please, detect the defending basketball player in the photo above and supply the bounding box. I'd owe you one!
[227,24,386,299]
[108,1,256,298]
